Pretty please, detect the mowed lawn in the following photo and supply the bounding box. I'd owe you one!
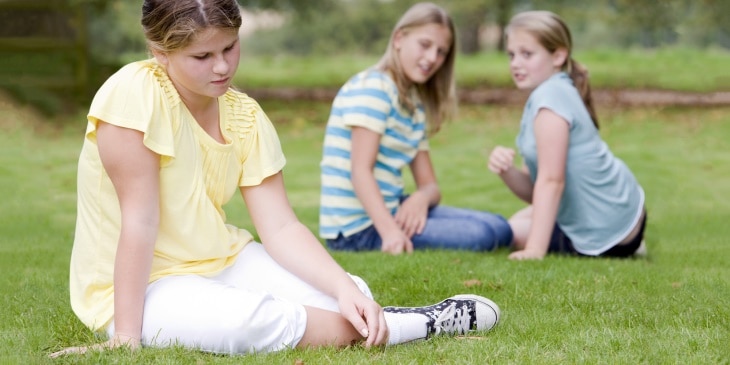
[0,93,728,364]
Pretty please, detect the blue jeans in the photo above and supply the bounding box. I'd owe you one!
[326,204,513,252]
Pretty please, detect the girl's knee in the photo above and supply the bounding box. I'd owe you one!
[476,218,513,251]
[487,215,513,247]
[348,274,373,300]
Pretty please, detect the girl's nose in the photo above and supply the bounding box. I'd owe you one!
[425,46,439,63]
[213,55,229,75]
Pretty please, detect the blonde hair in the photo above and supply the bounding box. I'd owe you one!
[376,2,457,135]
[506,11,599,128]
[141,0,242,53]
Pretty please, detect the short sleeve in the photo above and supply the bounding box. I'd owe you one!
[337,70,397,135]
[530,73,576,127]
[86,60,177,161]
[224,93,286,187]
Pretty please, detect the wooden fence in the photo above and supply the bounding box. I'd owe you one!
[0,0,89,102]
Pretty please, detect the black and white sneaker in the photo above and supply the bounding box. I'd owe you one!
[384,294,500,338]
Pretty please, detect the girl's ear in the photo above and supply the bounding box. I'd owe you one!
[151,49,169,66]
[393,29,404,51]
[552,47,569,69]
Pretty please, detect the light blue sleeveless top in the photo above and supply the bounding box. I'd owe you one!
[516,72,644,255]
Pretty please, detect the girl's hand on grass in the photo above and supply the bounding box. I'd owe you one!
[48,334,140,358]
[508,249,546,260]
[488,146,516,175]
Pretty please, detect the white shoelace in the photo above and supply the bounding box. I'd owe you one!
[432,302,471,336]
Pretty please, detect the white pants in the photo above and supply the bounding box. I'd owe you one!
[107,242,373,355]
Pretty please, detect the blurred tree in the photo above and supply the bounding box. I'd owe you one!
[607,0,681,47]
[53,0,730,65]
[240,0,338,18]
[437,0,515,53]
[243,0,406,55]
[692,0,730,48]
[245,0,730,54]
[86,1,146,64]
[444,0,493,54]
[523,0,609,48]
[493,0,512,51]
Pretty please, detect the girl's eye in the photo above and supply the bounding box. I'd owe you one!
[193,54,210,60]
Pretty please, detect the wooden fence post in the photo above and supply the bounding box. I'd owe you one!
[0,0,90,106]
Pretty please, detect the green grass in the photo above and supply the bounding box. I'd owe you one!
[1,96,729,364]
[236,47,730,92]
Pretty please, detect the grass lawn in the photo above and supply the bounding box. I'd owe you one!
[236,47,730,92]
[0,94,728,364]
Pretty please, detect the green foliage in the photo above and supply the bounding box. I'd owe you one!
[245,0,402,55]
[437,0,494,53]
[0,83,64,116]
[1,96,728,364]
[242,0,730,54]
[682,0,730,48]
[605,0,681,47]
[85,0,146,64]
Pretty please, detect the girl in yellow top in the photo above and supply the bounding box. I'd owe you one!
[51,0,500,357]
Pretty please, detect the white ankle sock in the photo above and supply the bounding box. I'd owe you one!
[384,311,429,345]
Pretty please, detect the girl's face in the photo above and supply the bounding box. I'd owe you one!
[155,27,240,104]
[506,28,566,90]
[394,23,452,86]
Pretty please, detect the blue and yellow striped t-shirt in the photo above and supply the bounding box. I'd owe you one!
[319,69,428,239]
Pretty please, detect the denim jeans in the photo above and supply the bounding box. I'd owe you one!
[326,204,513,252]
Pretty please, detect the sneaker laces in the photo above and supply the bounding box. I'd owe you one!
[429,301,472,337]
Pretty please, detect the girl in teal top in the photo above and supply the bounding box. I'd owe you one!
[488,11,647,260]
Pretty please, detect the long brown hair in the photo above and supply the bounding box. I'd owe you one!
[141,0,242,53]
[375,2,457,135]
[506,11,599,128]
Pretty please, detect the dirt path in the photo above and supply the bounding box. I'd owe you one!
[247,88,730,107]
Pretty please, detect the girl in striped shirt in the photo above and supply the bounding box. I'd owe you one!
[320,2,513,254]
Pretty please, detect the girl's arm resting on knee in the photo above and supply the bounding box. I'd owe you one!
[396,150,440,237]
[509,109,567,260]
[51,122,159,357]
[241,172,387,346]
[350,127,413,254]
[408,150,441,207]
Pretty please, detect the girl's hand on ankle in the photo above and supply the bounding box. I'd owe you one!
[338,292,388,347]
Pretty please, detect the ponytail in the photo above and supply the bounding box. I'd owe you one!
[567,58,598,129]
